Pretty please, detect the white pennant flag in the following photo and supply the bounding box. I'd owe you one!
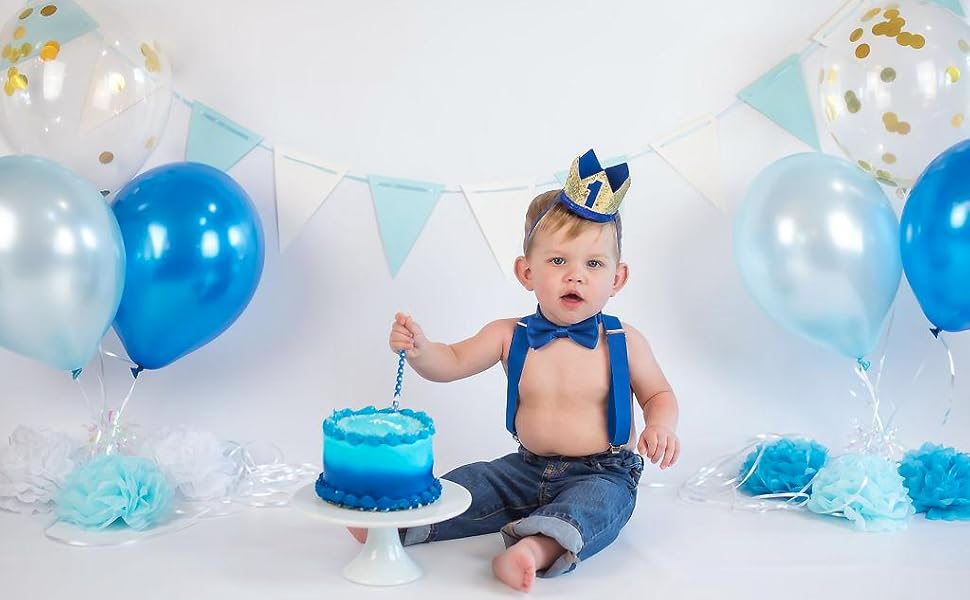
[461,179,536,279]
[273,147,347,252]
[813,0,867,48]
[652,115,724,211]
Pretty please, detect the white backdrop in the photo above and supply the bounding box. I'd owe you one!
[2,2,969,598]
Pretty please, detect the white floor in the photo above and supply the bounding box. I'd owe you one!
[2,486,967,600]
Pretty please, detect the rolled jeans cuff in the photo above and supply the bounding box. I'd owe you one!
[500,515,583,577]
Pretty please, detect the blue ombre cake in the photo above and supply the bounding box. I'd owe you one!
[315,406,442,511]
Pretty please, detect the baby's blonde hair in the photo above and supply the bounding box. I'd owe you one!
[522,190,622,258]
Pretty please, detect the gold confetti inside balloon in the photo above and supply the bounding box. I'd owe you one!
[819,0,970,190]
[0,1,172,194]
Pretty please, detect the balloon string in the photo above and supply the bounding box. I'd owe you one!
[873,305,896,418]
[679,433,879,517]
[854,361,887,437]
[115,372,141,427]
[74,377,95,422]
[936,332,956,426]
[678,433,817,511]
[891,329,958,430]
[896,342,931,431]
[76,347,142,456]
[97,343,106,416]
[101,350,138,367]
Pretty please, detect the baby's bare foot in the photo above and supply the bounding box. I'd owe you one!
[347,527,367,543]
[491,541,537,592]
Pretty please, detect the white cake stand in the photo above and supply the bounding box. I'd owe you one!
[293,480,472,586]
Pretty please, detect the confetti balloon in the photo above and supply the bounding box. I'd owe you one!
[0,1,172,195]
[818,0,970,191]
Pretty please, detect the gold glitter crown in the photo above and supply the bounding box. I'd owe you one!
[559,149,630,222]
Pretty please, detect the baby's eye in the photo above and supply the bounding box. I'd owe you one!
[550,257,565,265]
[587,259,603,268]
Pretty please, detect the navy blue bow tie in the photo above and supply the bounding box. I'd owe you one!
[525,309,601,350]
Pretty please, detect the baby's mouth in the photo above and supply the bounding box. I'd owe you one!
[560,292,584,303]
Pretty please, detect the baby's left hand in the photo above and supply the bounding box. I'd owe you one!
[637,425,679,469]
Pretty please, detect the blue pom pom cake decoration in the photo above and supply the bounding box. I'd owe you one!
[315,406,442,511]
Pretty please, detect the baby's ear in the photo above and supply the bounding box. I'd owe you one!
[611,262,629,296]
[514,256,533,291]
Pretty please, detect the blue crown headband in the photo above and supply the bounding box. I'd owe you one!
[525,149,630,246]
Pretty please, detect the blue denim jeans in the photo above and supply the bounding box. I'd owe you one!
[402,445,644,577]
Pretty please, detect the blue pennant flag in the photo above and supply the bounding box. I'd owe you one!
[186,102,263,171]
[368,175,444,277]
[738,54,820,151]
[930,0,965,16]
[1,0,96,69]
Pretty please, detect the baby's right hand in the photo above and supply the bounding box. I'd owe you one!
[389,312,427,358]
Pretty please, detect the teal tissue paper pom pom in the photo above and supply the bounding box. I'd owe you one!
[55,455,174,530]
[899,443,970,521]
[738,437,828,496]
[806,453,914,532]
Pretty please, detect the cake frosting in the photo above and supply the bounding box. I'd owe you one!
[315,406,442,510]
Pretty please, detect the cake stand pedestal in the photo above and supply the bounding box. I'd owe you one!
[293,480,471,586]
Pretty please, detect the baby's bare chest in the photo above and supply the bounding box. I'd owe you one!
[516,338,612,404]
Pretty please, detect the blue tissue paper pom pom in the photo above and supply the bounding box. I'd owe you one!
[806,453,914,532]
[54,455,174,530]
[898,443,970,521]
[738,437,829,496]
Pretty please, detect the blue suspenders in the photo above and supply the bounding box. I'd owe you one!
[505,313,632,448]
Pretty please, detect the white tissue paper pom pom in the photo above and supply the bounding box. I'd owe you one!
[145,428,239,501]
[0,426,82,514]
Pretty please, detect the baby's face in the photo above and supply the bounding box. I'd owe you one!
[524,224,623,326]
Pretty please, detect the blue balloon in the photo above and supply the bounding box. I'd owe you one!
[901,140,970,332]
[0,155,125,371]
[112,162,264,370]
[735,153,901,360]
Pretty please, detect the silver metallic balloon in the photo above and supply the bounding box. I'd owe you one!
[735,153,901,360]
[0,155,125,371]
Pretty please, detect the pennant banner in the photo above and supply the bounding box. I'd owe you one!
[738,54,820,151]
[186,102,263,171]
[461,180,535,279]
[652,115,724,211]
[273,148,347,252]
[368,176,444,277]
[161,0,879,264]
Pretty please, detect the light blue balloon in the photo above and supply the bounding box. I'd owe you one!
[901,139,970,332]
[112,162,264,370]
[0,155,125,371]
[735,153,901,360]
